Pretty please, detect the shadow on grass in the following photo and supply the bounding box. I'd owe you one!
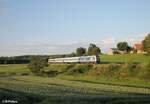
[0,88,44,104]
[100,61,141,64]
[0,88,150,104]
[67,79,150,89]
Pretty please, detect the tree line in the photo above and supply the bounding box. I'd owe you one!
[76,43,101,56]
[76,33,150,55]
[116,33,150,54]
[0,55,48,64]
[0,54,77,64]
[0,56,29,64]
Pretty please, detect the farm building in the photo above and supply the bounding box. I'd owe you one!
[107,48,127,55]
[133,43,144,54]
[107,48,118,55]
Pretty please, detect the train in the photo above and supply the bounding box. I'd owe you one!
[48,55,100,64]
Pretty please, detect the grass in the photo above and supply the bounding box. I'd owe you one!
[60,75,150,89]
[101,54,150,63]
[1,54,150,104]
[0,64,30,75]
[1,76,150,104]
[1,88,150,104]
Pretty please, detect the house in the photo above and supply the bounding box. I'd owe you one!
[133,43,144,53]
[108,48,127,55]
[107,48,118,55]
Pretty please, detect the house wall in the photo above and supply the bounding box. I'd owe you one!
[107,49,114,55]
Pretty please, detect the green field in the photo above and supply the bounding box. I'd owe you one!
[1,76,150,104]
[1,54,150,104]
[0,64,30,75]
[101,54,150,63]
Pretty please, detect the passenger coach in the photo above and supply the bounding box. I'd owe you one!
[48,55,100,64]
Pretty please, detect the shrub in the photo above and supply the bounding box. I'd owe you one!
[20,73,29,76]
[86,64,122,78]
[102,64,120,77]
[9,72,17,76]
[86,64,107,76]
[118,60,150,80]
[145,61,150,79]
[121,60,137,77]
[42,70,58,77]
[0,72,7,76]
[47,64,75,73]
[141,61,150,79]
[67,64,93,74]
[28,56,48,74]
[136,63,148,79]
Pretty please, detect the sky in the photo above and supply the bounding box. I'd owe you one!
[0,0,150,56]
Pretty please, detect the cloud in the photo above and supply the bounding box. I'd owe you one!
[97,37,116,53]
[0,42,90,56]
[0,33,147,56]
[102,37,115,45]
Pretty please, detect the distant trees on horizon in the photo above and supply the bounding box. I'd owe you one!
[76,47,86,56]
[76,43,101,56]
[87,44,101,55]
[117,42,132,53]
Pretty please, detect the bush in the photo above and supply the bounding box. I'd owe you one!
[9,72,17,76]
[126,60,136,74]
[145,61,150,79]
[118,60,137,78]
[42,70,58,77]
[139,61,150,79]
[67,64,93,74]
[136,63,148,79]
[86,64,106,76]
[48,64,75,73]
[28,56,48,74]
[20,73,29,76]
[0,72,7,76]
[102,64,120,77]
[117,60,150,80]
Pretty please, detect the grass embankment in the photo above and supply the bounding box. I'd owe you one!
[44,63,150,88]
[0,59,150,88]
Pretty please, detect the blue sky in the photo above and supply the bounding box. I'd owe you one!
[0,0,150,56]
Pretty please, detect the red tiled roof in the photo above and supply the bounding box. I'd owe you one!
[134,44,143,50]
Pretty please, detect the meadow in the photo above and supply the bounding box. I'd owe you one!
[101,54,150,63]
[0,54,150,104]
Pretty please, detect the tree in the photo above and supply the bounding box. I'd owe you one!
[117,42,131,52]
[127,46,133,53]
[70,52,76,57]
[142,33,150,53]
[76,47,86,56]
[87,43,101,55]
[28,56,48,74]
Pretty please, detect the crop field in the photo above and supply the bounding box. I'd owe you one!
[1,76,150,104]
